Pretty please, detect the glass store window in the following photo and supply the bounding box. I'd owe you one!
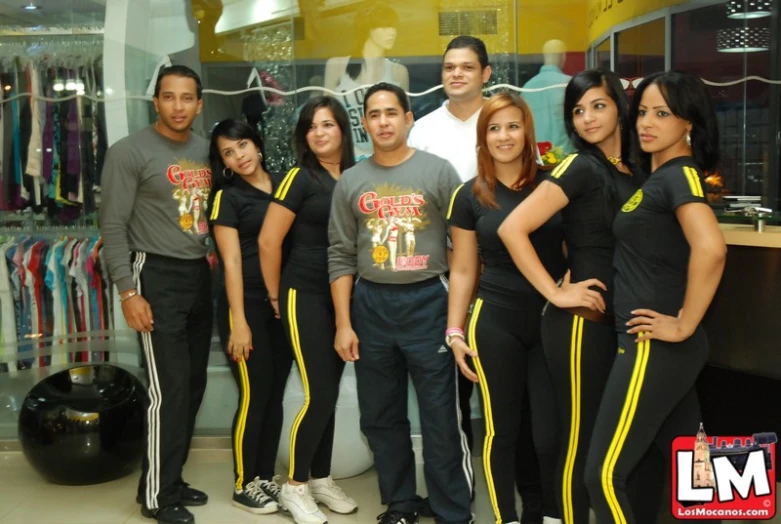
[1,0,778,443]
[672,3,776,207]
[614,17,665,85]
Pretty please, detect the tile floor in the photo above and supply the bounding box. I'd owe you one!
[0,449,496,524]
[2,447,779,524]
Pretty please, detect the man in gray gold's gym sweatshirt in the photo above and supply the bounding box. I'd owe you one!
[99,65,211,524]
[328,83,472,524]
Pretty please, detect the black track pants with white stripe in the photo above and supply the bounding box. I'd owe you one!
[351,276,473,524]
[133,252,213,510]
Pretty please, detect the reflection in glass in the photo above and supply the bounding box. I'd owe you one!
[324,5,410,161]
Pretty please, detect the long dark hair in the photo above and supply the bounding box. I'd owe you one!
[293,96,355,177]
[207,118,267,213]
[563,68,632,170]
[630,71,720,173]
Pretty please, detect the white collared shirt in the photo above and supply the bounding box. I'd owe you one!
[408,101,481,182]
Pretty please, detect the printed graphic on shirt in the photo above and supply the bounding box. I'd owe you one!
[339,86,371,160]
[358,184,430,272]
[167,159,212,235]
[622,189,643,213]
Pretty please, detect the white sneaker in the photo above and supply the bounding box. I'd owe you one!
[280,482,328,524]
[309,476,358,514]
[543,518,563,524]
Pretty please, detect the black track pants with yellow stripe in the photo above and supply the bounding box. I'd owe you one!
[217,291,293,490]
[584,329,708,524]
[469,298,560,524]
[279,287,346,483]
[542,305,617,524]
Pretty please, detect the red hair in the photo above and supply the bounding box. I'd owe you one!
[474,92,538,209]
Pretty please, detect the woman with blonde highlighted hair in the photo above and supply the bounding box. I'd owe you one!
[446,92,565,524]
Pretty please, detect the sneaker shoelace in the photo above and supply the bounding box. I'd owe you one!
[244,480,271,506]
[260,476,281,500]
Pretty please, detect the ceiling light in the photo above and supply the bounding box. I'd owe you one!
[717,27,770,52]
[65,80,76,91]
[21,2,40,10]
[53,83,64,92]
[726,0,773,19]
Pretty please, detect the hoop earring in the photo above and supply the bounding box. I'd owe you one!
[258,151,263,161]
[222,167,234,179]
[686,132,692,146]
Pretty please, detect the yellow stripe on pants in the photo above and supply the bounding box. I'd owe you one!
[468,299,503,524]
[562,315,584,524]
[601,338,650,524]
[230,311,251,490]
[286,289,310,479]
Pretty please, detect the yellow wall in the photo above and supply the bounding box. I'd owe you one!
[195,0,693,62]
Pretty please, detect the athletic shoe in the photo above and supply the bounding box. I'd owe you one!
[542,518,563,524]
[140,504,194,524]
[310,476,358,514]
[377,510,418,524]
[258,475,282,503]
[232,477,278,514]
[279,482,328,524]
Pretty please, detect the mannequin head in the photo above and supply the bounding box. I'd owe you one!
[359,5,400,55]
[542,39,567,69]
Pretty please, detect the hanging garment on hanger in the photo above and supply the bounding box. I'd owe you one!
[24,63,44,208]
[0,238,18,374]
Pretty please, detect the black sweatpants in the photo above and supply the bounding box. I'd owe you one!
[352,277,472,524]
[133,252,213,510]
[585,329,709,524]
[542,305,616,524]
[216,290,293,490]
[279,287,345,483]
[468,298,560,524]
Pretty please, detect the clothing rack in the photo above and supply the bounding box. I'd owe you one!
[0,224,112,376]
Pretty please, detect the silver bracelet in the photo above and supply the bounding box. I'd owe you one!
[120,291,138,303]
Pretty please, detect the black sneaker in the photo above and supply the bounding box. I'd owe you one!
[377,510,419,524]
[140,504,194,524]
[178,483,208,506]
[257,475,282,504]
[232,478,279,515]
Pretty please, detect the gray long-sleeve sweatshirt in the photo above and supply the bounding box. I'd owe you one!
[328,150,461,284]
[99,125,211,292]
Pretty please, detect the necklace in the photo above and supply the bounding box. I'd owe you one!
[318,158,341,165]
[607,156,622,165]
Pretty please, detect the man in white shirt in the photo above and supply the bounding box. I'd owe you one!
[408,36,490,182]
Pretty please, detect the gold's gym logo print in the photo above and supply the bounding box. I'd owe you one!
[167,159,212,234]
[622,189,643,213]
[359,184,429,272]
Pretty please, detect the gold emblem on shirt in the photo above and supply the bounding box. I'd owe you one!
[622,189,643,213]
[373,245,389,264]
[179,213,194,231]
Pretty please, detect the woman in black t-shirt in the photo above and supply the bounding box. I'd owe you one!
[258,96,357,524]
[448,92,566,524]
[208,119,293,515]
[584,71,726,524]
[498,69,643,524]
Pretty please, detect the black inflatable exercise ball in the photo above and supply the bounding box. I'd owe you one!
[18,365,144,485]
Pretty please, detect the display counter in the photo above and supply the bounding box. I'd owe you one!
[698,223,781,439]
